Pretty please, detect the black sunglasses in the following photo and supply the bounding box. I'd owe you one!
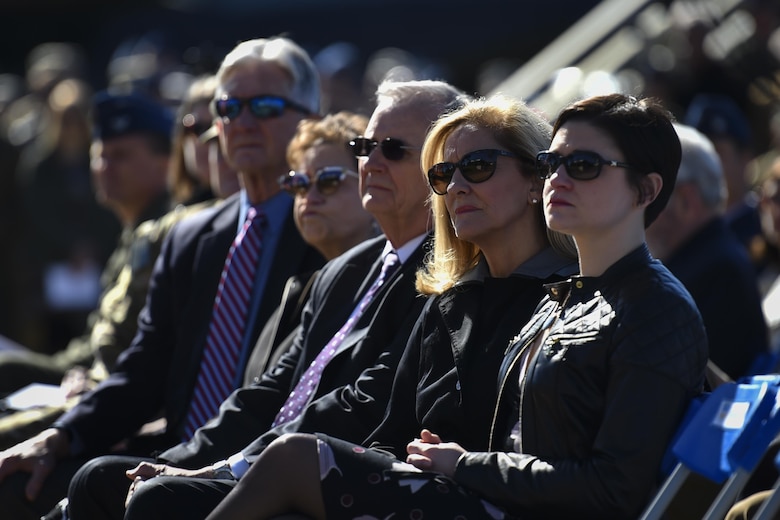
[214,95,311,121]
[536,150,635,181]
[427,149,518,196]
[348,137,419,161]
[279,167,358,197]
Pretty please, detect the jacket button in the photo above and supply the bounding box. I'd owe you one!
[575,281,583,289]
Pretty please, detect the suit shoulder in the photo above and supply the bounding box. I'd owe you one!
[166,196,237,242]
[323,236,386,271]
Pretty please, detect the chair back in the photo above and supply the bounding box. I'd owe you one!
[640,377,780,520]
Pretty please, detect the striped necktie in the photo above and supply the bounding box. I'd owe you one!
[272,251,400,427]
[183,206,265,439]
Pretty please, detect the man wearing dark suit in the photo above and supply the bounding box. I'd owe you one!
[65,79,467,520]
[0,37,325,519]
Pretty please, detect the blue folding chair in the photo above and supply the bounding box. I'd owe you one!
[747,352,780,377]
[700,375,780,519]
[640,376,780,520]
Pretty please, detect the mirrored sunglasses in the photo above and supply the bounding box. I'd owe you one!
[348,136,419,161]
[535,150,634,181]
[427,149,518,196]
[214,95,311,121]
[278,167,359,196]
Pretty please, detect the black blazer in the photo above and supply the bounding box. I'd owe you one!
[55,193,324,455]
[160,234,431,468]
[241,270,320,387]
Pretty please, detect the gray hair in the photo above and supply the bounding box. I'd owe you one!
[674,123,727,212]
[375,79,468,128]
[215,37,321,115]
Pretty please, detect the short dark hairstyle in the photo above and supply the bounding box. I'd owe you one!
[552,94,681,227]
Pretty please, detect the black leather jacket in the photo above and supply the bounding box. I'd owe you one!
[453,245,708,520]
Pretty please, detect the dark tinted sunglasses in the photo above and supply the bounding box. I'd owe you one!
[348,137,419,161]
[427,149,518,195]
[214,95,311,121]
[279,167,358,196]
[536,150,634,181]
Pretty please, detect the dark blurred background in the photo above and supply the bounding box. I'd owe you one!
[1,0,602,98]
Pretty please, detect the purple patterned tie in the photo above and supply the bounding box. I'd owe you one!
[272,251,400,427]
[183,207,265,439]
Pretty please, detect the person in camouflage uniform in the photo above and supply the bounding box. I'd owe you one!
[0,79,243,449]
[0,91,178,447]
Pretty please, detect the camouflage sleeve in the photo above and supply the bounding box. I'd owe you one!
[87,202,216,381]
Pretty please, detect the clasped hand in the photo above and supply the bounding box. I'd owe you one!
[124,461,213,508]
[405,429,465,477]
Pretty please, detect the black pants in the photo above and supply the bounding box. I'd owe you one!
[67,455,148,520]
[68,454,237,520]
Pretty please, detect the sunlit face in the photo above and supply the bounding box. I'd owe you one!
[543,120,639,239]
[292,143,375,259]
[358,100,430,222]
[216,62,306,180]
[439,125,536,248]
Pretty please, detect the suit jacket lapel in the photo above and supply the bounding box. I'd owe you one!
[333,236,429,357]
[193,197,240,301]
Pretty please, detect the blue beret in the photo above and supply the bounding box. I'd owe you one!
[684,93,752,148]
[92,91,174,142]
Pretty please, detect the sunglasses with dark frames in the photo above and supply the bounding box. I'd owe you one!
[214,95,311,121]
[278,167,359,197]
[427,149,518,196]
[348,137,419,161]
[535,150,635,181]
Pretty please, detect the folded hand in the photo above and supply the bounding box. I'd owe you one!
[124,462,213,508]
[406,429,465,477]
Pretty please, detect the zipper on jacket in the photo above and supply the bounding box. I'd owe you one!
[489,292,571,451]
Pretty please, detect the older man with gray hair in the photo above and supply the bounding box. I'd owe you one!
[647,123,769,380]
[0,36,326,519]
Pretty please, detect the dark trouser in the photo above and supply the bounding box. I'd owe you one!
[68,454,237,520]
[67,455,149,520]
[0,457,89,520]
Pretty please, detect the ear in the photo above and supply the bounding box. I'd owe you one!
[637,172,663,209]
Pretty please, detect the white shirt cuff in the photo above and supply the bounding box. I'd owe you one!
[227,452,250,479]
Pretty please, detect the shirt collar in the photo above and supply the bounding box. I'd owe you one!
[458,246,578,284]
[383,232,427,265]
[238,189,292,234]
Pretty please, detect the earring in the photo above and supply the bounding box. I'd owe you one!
[532,198,539,204]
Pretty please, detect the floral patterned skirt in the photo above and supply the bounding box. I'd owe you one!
[316,433,516,520]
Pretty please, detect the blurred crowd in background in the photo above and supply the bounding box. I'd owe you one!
[1,0,779,356]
